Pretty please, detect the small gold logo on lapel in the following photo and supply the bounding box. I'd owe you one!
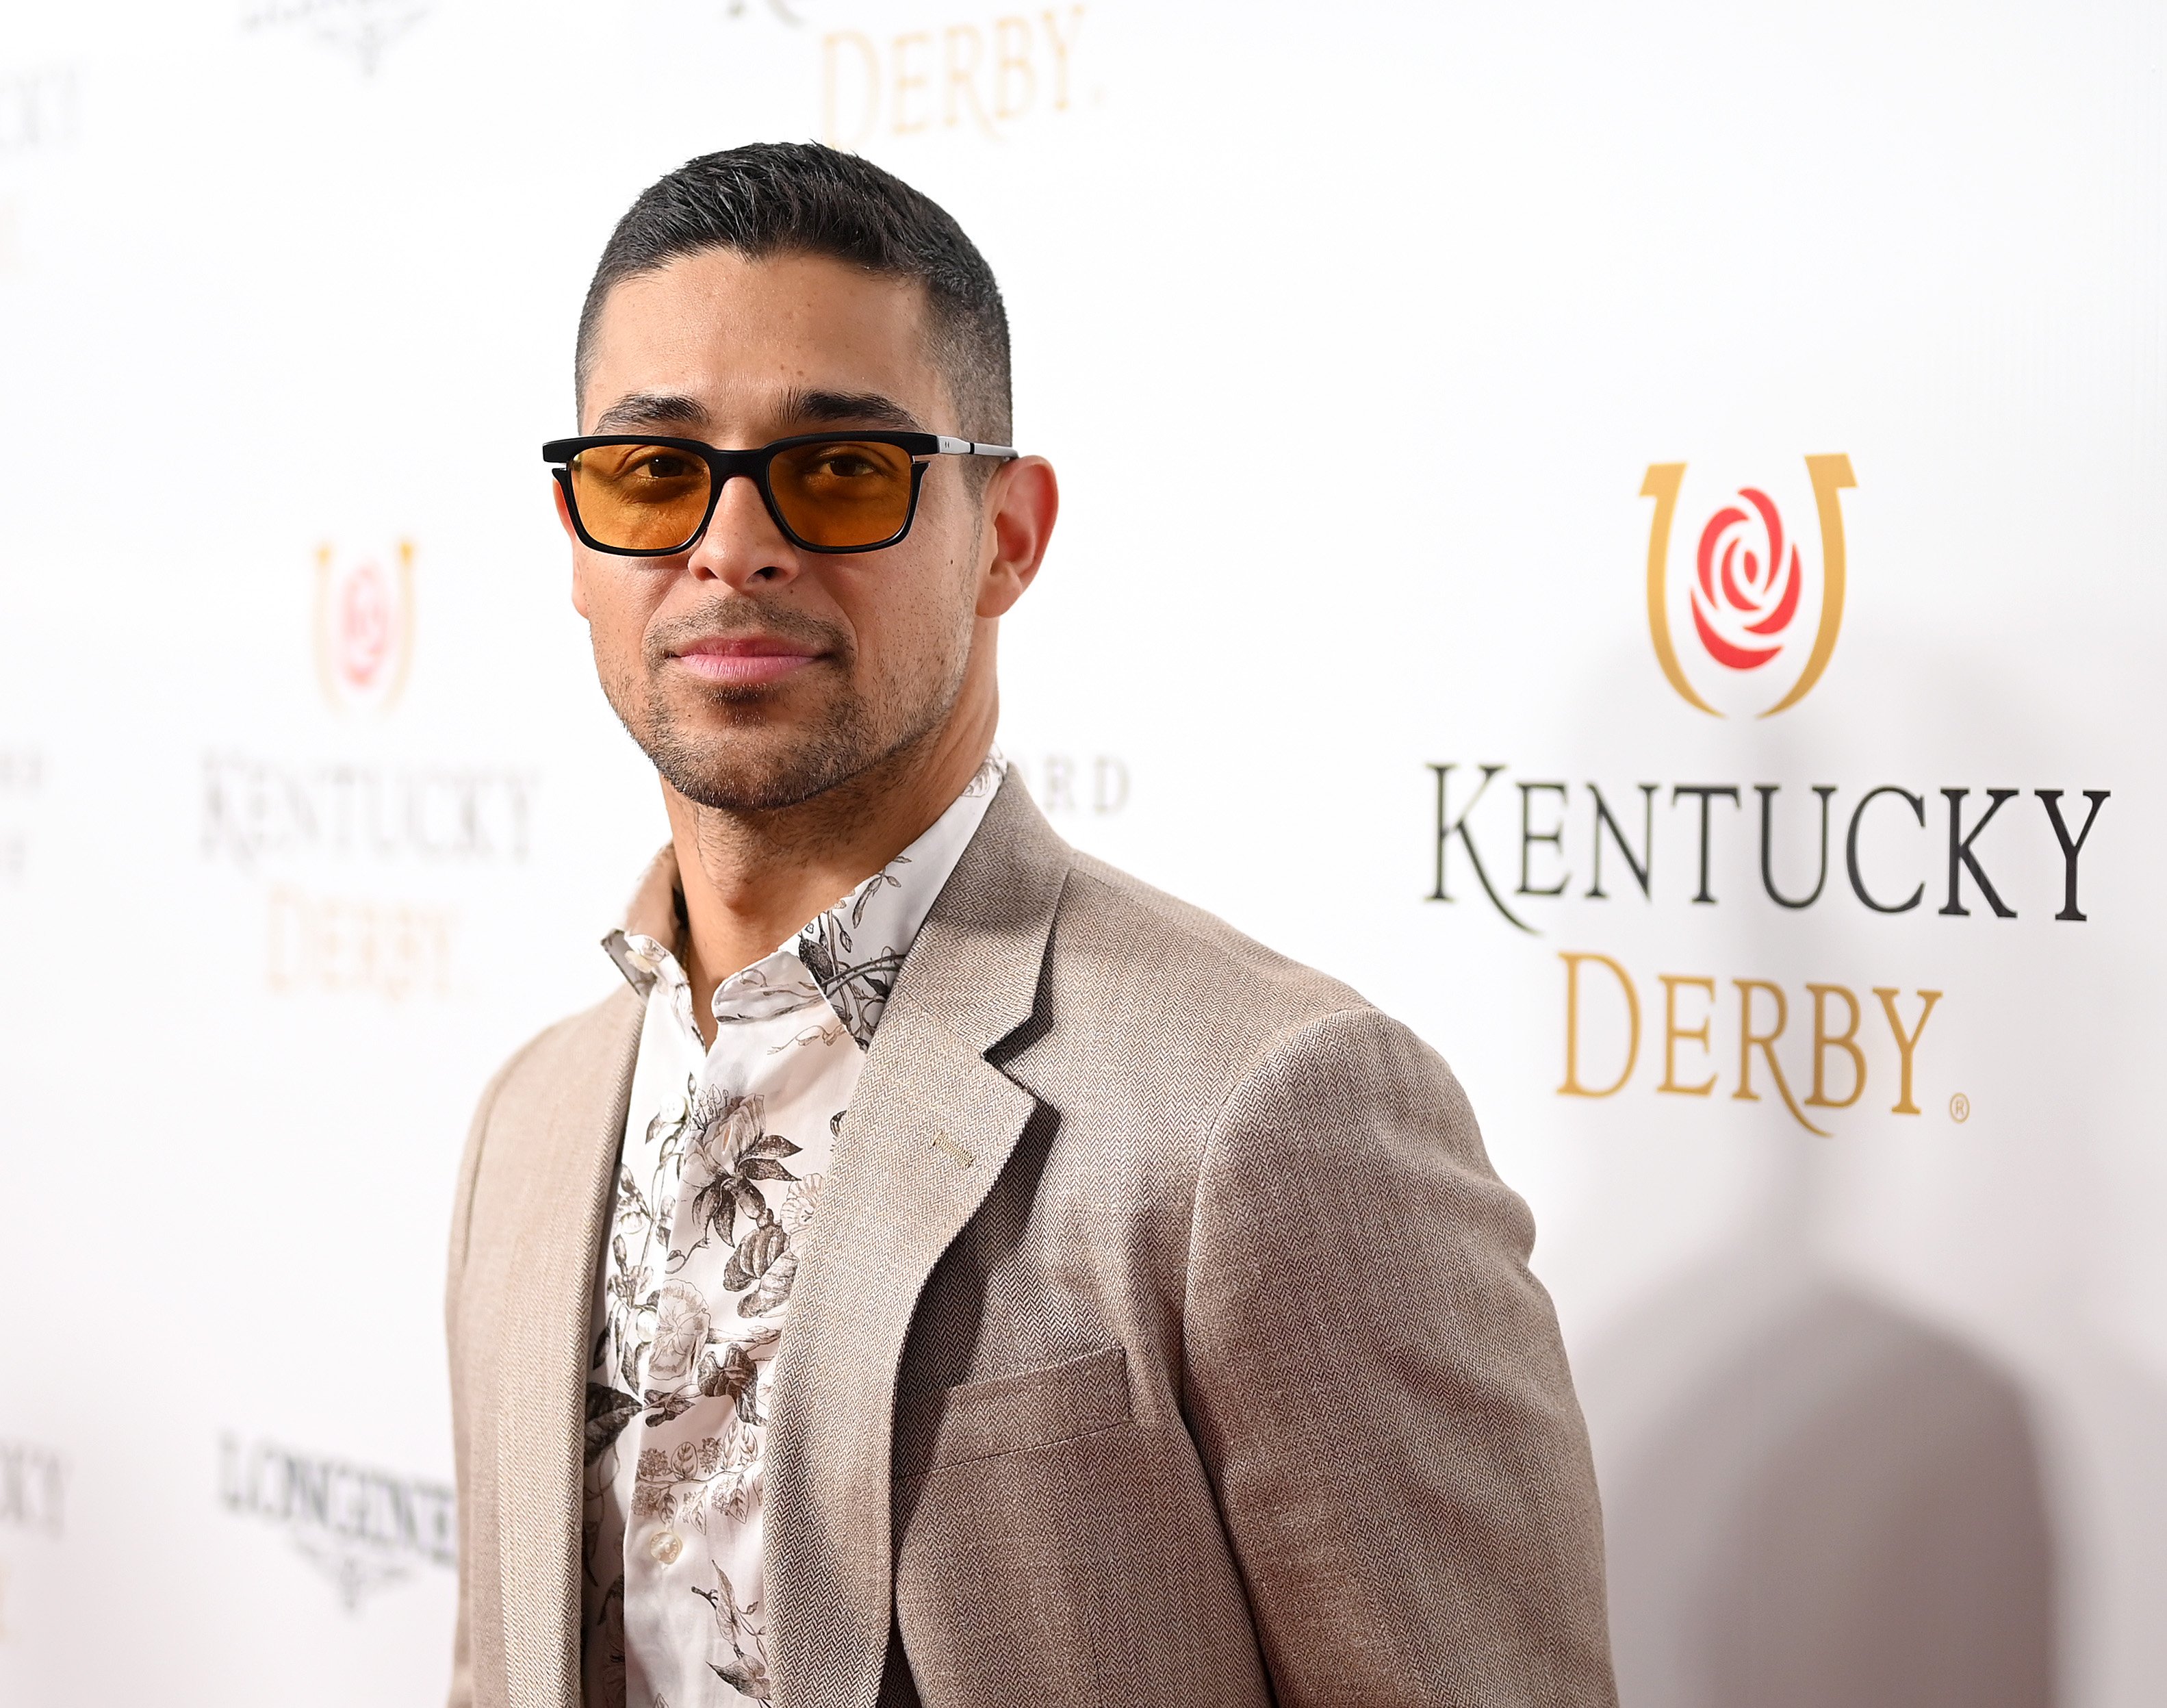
[931,1132,975,1169]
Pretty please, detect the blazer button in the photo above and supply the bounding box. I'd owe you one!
[649,1529,684,1566]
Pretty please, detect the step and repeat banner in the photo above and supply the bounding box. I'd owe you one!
[1,2,2161,1704]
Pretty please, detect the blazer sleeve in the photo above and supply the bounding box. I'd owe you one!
[1182,1005,1617,1707]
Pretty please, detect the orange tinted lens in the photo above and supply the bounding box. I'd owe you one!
[767,439,916,548]
[569,443,713,552]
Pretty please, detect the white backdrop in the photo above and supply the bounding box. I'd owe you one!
[1,3,2162,1704]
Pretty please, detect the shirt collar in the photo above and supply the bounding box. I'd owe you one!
[602,748,1007,1051]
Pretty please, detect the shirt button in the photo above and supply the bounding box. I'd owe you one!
[649,1529,684,1566]
[659,1092,687,1123]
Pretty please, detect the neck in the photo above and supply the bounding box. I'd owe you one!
[664,689,997,1044]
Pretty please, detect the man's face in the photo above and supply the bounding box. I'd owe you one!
[567,248,993,812]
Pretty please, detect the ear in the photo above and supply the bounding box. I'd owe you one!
[974,456,1059,619]
[555,479,591,620]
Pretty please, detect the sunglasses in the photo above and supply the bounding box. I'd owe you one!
[542,431,1018,557]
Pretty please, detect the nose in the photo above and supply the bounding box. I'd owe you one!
[684,470,804,590]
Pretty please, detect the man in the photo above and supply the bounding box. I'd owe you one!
[446,142,1615,1708]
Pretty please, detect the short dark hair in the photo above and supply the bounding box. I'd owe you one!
[576,142,1012,443]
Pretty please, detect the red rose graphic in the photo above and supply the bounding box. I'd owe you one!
[336,561,394,689]
[1690,487,1801,671]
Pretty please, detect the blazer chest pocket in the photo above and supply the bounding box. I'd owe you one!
[903,1345,1133,1479]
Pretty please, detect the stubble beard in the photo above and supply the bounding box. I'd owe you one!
[604,610,971,814]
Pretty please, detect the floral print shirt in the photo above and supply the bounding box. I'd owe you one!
[580,751,1005,1708]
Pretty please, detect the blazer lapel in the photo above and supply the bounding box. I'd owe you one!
[490,987,643,1708]
[765,776,1073,1708]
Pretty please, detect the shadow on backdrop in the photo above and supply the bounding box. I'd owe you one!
[1596,1269,2057,1708]
[1556,625,2070,1707]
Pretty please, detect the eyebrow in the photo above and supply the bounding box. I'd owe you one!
[587,386,927,440]
[591,391,710,433]
[777,388,925,433]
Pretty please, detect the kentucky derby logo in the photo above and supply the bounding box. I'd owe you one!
[313,539,415,713]
[1640,454,1855,717]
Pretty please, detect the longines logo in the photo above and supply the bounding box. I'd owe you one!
[1641,455,1854,718]
[220,1435,455,1612]
[314,540,416,714]
[241,0,434,75]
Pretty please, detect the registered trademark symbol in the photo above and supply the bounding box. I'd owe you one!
[1949,1093,1971,1123]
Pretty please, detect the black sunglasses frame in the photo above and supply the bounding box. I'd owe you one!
[541,430,1019,558]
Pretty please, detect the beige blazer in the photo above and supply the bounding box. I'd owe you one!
[446,777,1615,1708]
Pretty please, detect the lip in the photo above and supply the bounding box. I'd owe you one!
[670,635,825,687]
